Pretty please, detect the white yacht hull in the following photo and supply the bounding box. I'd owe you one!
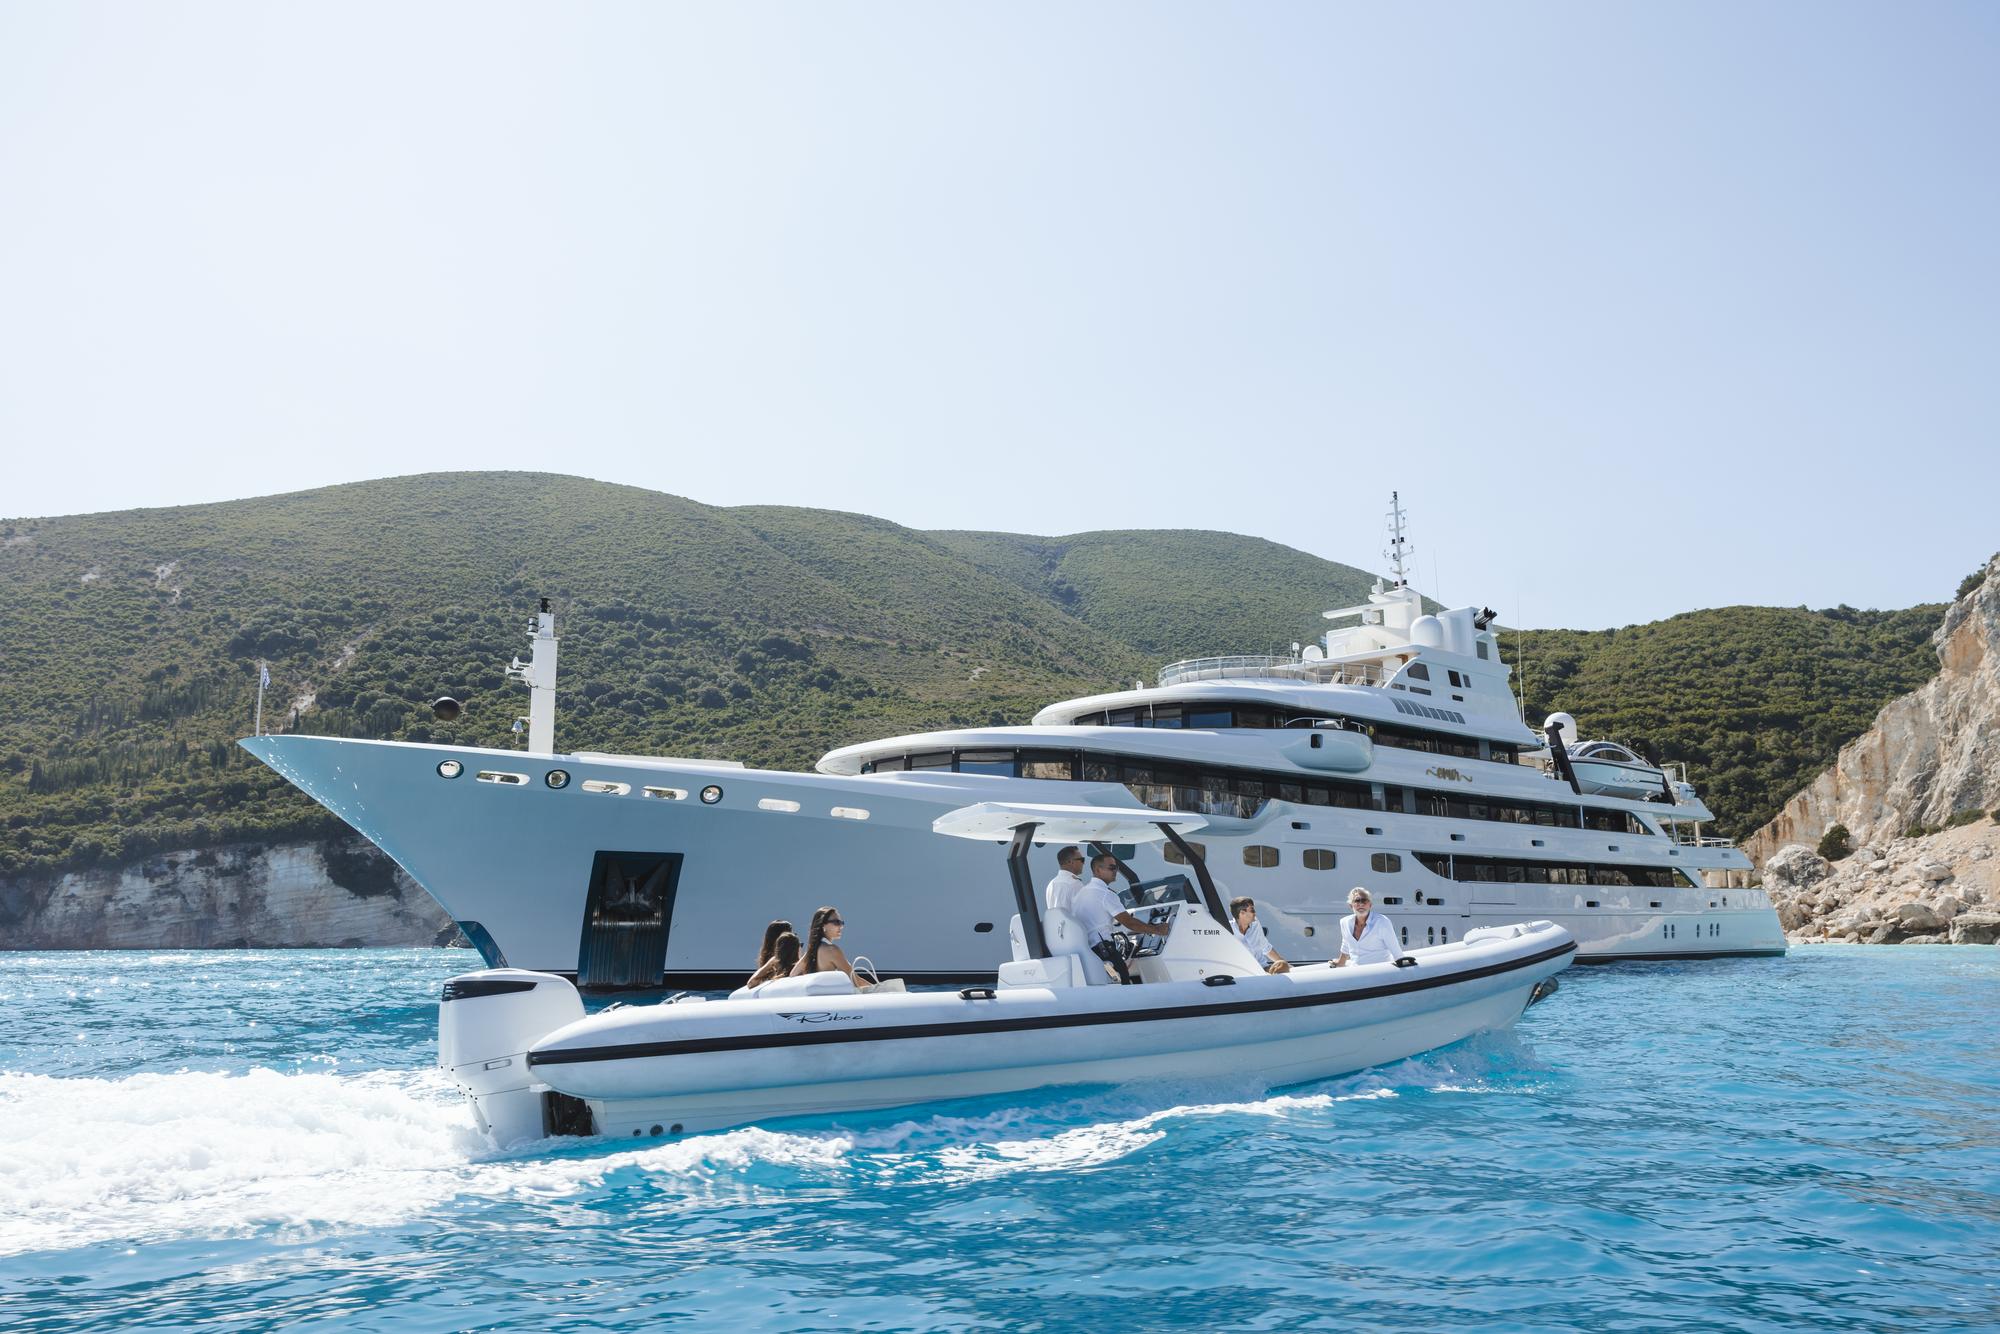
[446,923,1576,1139]
[244,735,1785,981]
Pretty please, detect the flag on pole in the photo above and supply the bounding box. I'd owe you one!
[255,662,270,736]
[259,663,271,689]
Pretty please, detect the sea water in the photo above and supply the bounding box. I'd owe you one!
[0,947,1995,1332]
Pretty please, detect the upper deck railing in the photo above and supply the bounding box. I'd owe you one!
[1156,655,1387,689]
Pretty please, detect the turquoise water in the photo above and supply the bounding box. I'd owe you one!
[1,947,1996,1332]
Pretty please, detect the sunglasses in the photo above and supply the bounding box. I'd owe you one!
[825,917,845,927]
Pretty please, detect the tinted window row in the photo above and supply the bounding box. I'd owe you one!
[1413,853,1691,889]
[1064,702,1515,763]
[861,746,1647,834]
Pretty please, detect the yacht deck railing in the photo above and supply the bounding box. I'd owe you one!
[1157,656,1387,688]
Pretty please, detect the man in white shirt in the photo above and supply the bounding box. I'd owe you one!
[1334,886,1408,968]
[1070,853,1170,984]
[1044,845,1087,916]
[1229,897,1291,973]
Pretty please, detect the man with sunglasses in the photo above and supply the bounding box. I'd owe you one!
[1070,852,1170,984]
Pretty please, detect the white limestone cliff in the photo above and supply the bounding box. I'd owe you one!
[0,835,457,950]
[1745,554,2000,864]
[1750,553,2000,943]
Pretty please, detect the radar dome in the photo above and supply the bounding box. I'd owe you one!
[1543,711,1578,741]
[1410,615,1445,648]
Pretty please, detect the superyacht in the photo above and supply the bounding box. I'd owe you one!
[245,498,1785,986]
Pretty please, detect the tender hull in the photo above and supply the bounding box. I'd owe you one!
[527,926,1576,1135]
[244,735,1785,982]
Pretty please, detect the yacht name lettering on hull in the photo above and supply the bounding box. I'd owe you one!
[777,1011,864,1024]
[1426,766,1474,784]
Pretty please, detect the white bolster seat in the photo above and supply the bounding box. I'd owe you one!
[732,971,858,1001]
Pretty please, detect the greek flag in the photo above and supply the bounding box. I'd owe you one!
[259,663,271,688]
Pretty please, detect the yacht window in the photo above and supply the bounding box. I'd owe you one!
[1243,845,1280,868]
[956,750,1015,776]
[1107,708,1144,727]
[1162,839,1207,866]
[1303,848,1336,871]
[1446,670,1463,687]
[1235,709,1275,729]
[1019,751,1078,781]
[1476,640,1490,660]
[1184,708,1233,729]
[1071,711,1107,726]
[908,752,953,771]
[1406,663,1430,681]
[870,756,906,773]
[1370,853,1402,874]
[1145,706,1183,728]
[1276,781,1305,804]
[1414,852,1451,877]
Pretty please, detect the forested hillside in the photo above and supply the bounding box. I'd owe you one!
[0,472,1952,876]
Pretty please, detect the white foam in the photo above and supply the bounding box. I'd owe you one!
[0,1068,854,1258]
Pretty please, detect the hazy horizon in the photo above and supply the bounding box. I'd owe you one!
[4,4,1994,629]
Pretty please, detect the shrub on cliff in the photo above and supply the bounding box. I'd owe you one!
[1816,824,1853,861]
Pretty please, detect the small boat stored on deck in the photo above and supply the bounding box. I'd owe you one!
[438,802,1576,1144]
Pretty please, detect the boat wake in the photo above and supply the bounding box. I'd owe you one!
[0,1031,1546,1259]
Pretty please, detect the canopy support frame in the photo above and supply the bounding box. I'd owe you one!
[1159,822,1231,928]
[1006,822,1050,960]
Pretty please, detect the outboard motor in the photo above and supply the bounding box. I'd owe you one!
[437,969,587,1146]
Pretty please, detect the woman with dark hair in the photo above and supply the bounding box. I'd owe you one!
[789,905,860,986]
[755,919,794,973]
[744,931,802,989]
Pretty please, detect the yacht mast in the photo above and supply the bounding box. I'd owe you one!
[1383,491,1413,589]
[506,598,559,755]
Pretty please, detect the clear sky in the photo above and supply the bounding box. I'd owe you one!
[2,3,1994,629]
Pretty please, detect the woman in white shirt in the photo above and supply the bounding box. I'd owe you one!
[1334,886,1407,967]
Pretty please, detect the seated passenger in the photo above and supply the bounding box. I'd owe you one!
[753,918,794,977]
[1071,854,1171,985]
[1230,896,1291,974]
[745,930,802,990]
[1045,845,1087,915]
[790,905,861,987]
[1333,886,1408,967]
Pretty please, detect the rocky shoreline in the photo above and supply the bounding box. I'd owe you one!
[1761,820,2000,945]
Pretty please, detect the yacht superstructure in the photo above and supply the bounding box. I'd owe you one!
[244,499,1784,987]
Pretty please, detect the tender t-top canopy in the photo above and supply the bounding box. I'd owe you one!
[932,802,1207,845]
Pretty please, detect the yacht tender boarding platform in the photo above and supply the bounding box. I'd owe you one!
[440,803,1576,1144]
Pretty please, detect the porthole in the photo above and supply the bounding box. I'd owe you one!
[1242,845,1280,869]
[1303,925,1315,937]
[973,922,994,933]
[1303,848,1336,872]
[436,759,463,779]
[1163,840,1207,866]
[581,779,630,795]
[545,769,570,790]
[1369,852,1402,874]
[700,785,724,805]
[757,797,802,812]
[643,786,687,801]
[830,806,870,820]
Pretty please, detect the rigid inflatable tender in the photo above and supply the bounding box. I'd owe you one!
[439,802,1576,1143]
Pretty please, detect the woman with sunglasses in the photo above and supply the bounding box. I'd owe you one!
[790,905,861,987]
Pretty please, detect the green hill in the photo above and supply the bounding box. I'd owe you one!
[0,472,1952,875]
[1512,605,1944,839]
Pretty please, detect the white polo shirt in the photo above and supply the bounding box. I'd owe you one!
[1069,877,1126,946]
[1045,868,1086,916]
[1338,911,1403,966]
[1239,919,1275,968]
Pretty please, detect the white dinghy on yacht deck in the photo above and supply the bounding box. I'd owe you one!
[437,801,1576,1144]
